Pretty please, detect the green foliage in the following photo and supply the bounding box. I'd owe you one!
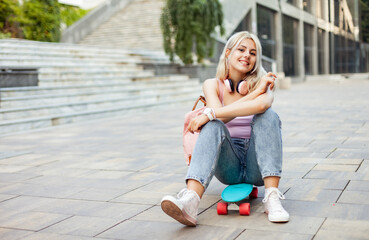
[361,0,369,43]
[160,0,225,64]
[21,0,61,42]
[0,0,23,38]
[60,4,90,27]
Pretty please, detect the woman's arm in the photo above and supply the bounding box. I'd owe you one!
[214,86,274,119]
[203,73,276,121]
[188,86,274,133]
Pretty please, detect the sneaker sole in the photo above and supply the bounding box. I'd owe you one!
[161,200,196,227]
[265,210,289,223]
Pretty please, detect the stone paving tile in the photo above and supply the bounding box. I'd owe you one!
[338,190,369,205]
[78,170,133,179]
[41,215,121,237]
[281,178,349,190]
[97,219,243,240]
[34,198,150,220]
[319,158,363,165]
[346,180,369,191]
[312,164,359,172]
[197,208,325,235]
[0,211,71,231]
[0,196,58,218]
[0,182,86,198]
[304,170,357,180]
[0,228,33,240]
[0,153,54,166]
[0,193,17,202]
[236,229,313,240]
[283,199,369,221]
[67,187,130,202]
[284,188,342,202]
[314,218,369,240]
[111,189,167,205]
[0,173,40,183]
[22,232,106,240]
[0,164,32,173]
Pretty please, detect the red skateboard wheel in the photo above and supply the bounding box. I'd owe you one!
[217,202,228,215]
[239,203,250,215]
[249,187,258,199]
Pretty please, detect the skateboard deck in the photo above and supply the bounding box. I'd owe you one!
[217,183,258,215]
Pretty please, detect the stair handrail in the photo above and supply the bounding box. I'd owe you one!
[61,0,133,44]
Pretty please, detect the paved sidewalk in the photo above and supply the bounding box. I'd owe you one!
[0,78,369,240]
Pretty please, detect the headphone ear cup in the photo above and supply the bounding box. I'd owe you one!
[224,79,234,93]
[236,80,249,95]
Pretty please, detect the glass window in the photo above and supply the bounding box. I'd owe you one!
[317,28,325,74]
[304,23,313,75]
[303,0,312,13]
[257,5,276,59]
[334,0,340,26]
[283,15,298,76]
[334,34,343,73]
[286,0,298,7]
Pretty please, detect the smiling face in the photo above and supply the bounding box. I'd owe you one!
[226,38,257,76]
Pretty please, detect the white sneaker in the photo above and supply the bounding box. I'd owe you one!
[262,187,290,223]
[161,188,200,227]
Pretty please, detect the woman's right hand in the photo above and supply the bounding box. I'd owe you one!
[187,114,210,133]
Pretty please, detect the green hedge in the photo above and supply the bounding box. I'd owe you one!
[0,0,89,42]
[160,0,225,64]
[22,0,61,42]
[0,0,23,39]
[61,4,90,28]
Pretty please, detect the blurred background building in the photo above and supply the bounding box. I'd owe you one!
[61,0,368,81]
[216,0,368,80]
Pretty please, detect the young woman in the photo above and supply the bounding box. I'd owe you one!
[161,31,289,226]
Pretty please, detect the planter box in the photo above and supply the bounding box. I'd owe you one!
[0,68,38,88]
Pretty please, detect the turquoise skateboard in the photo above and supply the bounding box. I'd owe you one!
[217,183,258,215]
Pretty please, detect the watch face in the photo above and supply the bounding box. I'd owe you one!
[204,108,210,114]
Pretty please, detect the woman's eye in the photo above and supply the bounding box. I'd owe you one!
[251,52,256,56]
[238,48,244,52]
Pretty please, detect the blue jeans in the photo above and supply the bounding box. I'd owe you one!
[186,108,283,189]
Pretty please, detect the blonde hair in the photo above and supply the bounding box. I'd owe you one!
[216,31,266,93]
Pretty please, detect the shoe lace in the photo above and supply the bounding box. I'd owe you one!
[177,188,199,202]
[177,188,189,199]
[262,188,286,212]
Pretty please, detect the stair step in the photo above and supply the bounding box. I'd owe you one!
[0,78,200,98]
[0,81,200,109]
[0,39,170,63]
[0,87,201,120]
[0,94,200,135]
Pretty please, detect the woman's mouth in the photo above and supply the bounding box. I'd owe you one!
[239,60,249,66]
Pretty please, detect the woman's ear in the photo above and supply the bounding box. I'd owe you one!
[225,49,230,59]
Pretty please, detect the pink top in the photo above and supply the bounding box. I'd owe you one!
[217,79,253,139]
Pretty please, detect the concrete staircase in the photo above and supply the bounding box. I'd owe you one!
[0,39,202,135]
[79,0,165,51]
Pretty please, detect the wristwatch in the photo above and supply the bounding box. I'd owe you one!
[204,108,214,121]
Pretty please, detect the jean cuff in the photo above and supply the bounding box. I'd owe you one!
[262,172,282,179]
[185,176,208,189]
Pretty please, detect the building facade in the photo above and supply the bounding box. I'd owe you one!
[217,0,368,80]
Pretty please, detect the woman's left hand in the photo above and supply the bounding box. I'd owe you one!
[187,114,209,133]
[256,72,276,95]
